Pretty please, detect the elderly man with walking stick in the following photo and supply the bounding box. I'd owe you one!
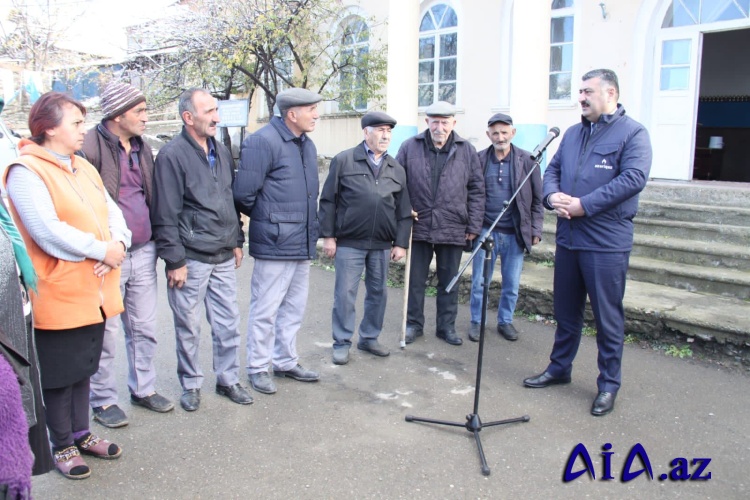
[319,111,413,365]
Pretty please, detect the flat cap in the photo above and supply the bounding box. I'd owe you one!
[488,112,513,126]
[425,101,456,117]
[100,80,146,120]
[276,88,323,112]
[361,111,397,129]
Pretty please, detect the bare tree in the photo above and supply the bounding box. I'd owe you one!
[134,0,387,115]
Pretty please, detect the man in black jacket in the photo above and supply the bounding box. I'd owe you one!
[152,89,252,412]
[319,112,412,365]
[82,81,174,428]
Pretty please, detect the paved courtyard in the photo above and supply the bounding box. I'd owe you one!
[32,261,749,499]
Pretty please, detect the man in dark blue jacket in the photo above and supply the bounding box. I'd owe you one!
[319,112,412,365]
[523,69,652,417]
[234,88,322,395]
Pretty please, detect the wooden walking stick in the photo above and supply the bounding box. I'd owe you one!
[400,211,418,349]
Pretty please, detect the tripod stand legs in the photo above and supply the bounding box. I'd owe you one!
[404,236,530,476]
[405,412,530,476]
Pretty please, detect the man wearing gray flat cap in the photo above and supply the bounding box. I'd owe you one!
[319,112,412,365]
[234,88,323,394]
[467,112,543,343]
[396,101,485,347]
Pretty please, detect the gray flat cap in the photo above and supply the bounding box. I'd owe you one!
[425,101,456,117]
[276,88,323,112]
[487,112,513,126]
[361,111,397,129]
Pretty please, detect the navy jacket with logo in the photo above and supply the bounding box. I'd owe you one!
[543,104,652,252]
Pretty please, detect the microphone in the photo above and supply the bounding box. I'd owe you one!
[530,127,560,160]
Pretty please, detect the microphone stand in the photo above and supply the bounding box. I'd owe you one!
[405,140,554,476]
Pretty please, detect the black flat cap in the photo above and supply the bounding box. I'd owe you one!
[361,111,397,129]
[488,112,513,126]
[276,88,323,112]
[425,101,456,117]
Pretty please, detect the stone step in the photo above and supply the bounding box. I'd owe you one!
[640,180,750,207]
[530,239,750,299]
[540,221,750,271]
[626,257,750,300]
[542,212,750,248]
[638,200,750,228]
[514,262,750,346]
[635,218,750,247]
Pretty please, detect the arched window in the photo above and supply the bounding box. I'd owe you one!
[550,0,575,100]
[339,17,369,111]
[662,0,749,28]
[418,4,458,106]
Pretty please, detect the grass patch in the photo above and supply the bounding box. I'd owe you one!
[425,286,438,297]
[665,344,693,359]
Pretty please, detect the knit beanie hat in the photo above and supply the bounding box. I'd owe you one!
[100,81,146,120]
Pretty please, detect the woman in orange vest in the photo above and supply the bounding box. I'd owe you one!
[4,92,131,480]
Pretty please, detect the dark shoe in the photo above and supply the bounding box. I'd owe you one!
[497,323,519,341]
[404,326,423,345]
[591,391,616,416]
[357,339,390,357]
[92,404,128,428]
[468,323,480,342]
[130,392,175,413]
[180,388,200,411]
[523,371,572,388]
[54,446,90,480]
[274,364,320,382]
[249,372,277,394]
[216,383,254,405]
[332,347,350,365]
[75,432,122,460]
[436,330,463,346]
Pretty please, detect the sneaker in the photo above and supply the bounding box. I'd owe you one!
[74,432,122,460]
[274,364,320,382]
[92,404,128,428]
[54,445,90,480]
[130,392,175,413]
[249,372,277,394]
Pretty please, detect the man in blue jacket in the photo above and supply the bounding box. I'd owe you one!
[234,88,322,395]
[319,112,412,365]
[523,69,652,417]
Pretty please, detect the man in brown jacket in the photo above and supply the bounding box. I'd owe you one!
[81,81,174,428]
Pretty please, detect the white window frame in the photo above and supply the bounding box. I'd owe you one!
[418,3,459,108]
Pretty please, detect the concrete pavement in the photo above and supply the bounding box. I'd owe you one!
[31,259,749,499]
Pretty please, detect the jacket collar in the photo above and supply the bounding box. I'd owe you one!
[581,103,626,128]
[355,141,392,165]
[270,115,307,144]
[180,126,216,154]
[18,139,74,172]
[97,121,144,151]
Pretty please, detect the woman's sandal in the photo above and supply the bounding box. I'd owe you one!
[54,445,91,480]
[75,432,123,459]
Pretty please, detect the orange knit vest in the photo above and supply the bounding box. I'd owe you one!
[4,140,123,330]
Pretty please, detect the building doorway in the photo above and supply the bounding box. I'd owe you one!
[694,28,750,182]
